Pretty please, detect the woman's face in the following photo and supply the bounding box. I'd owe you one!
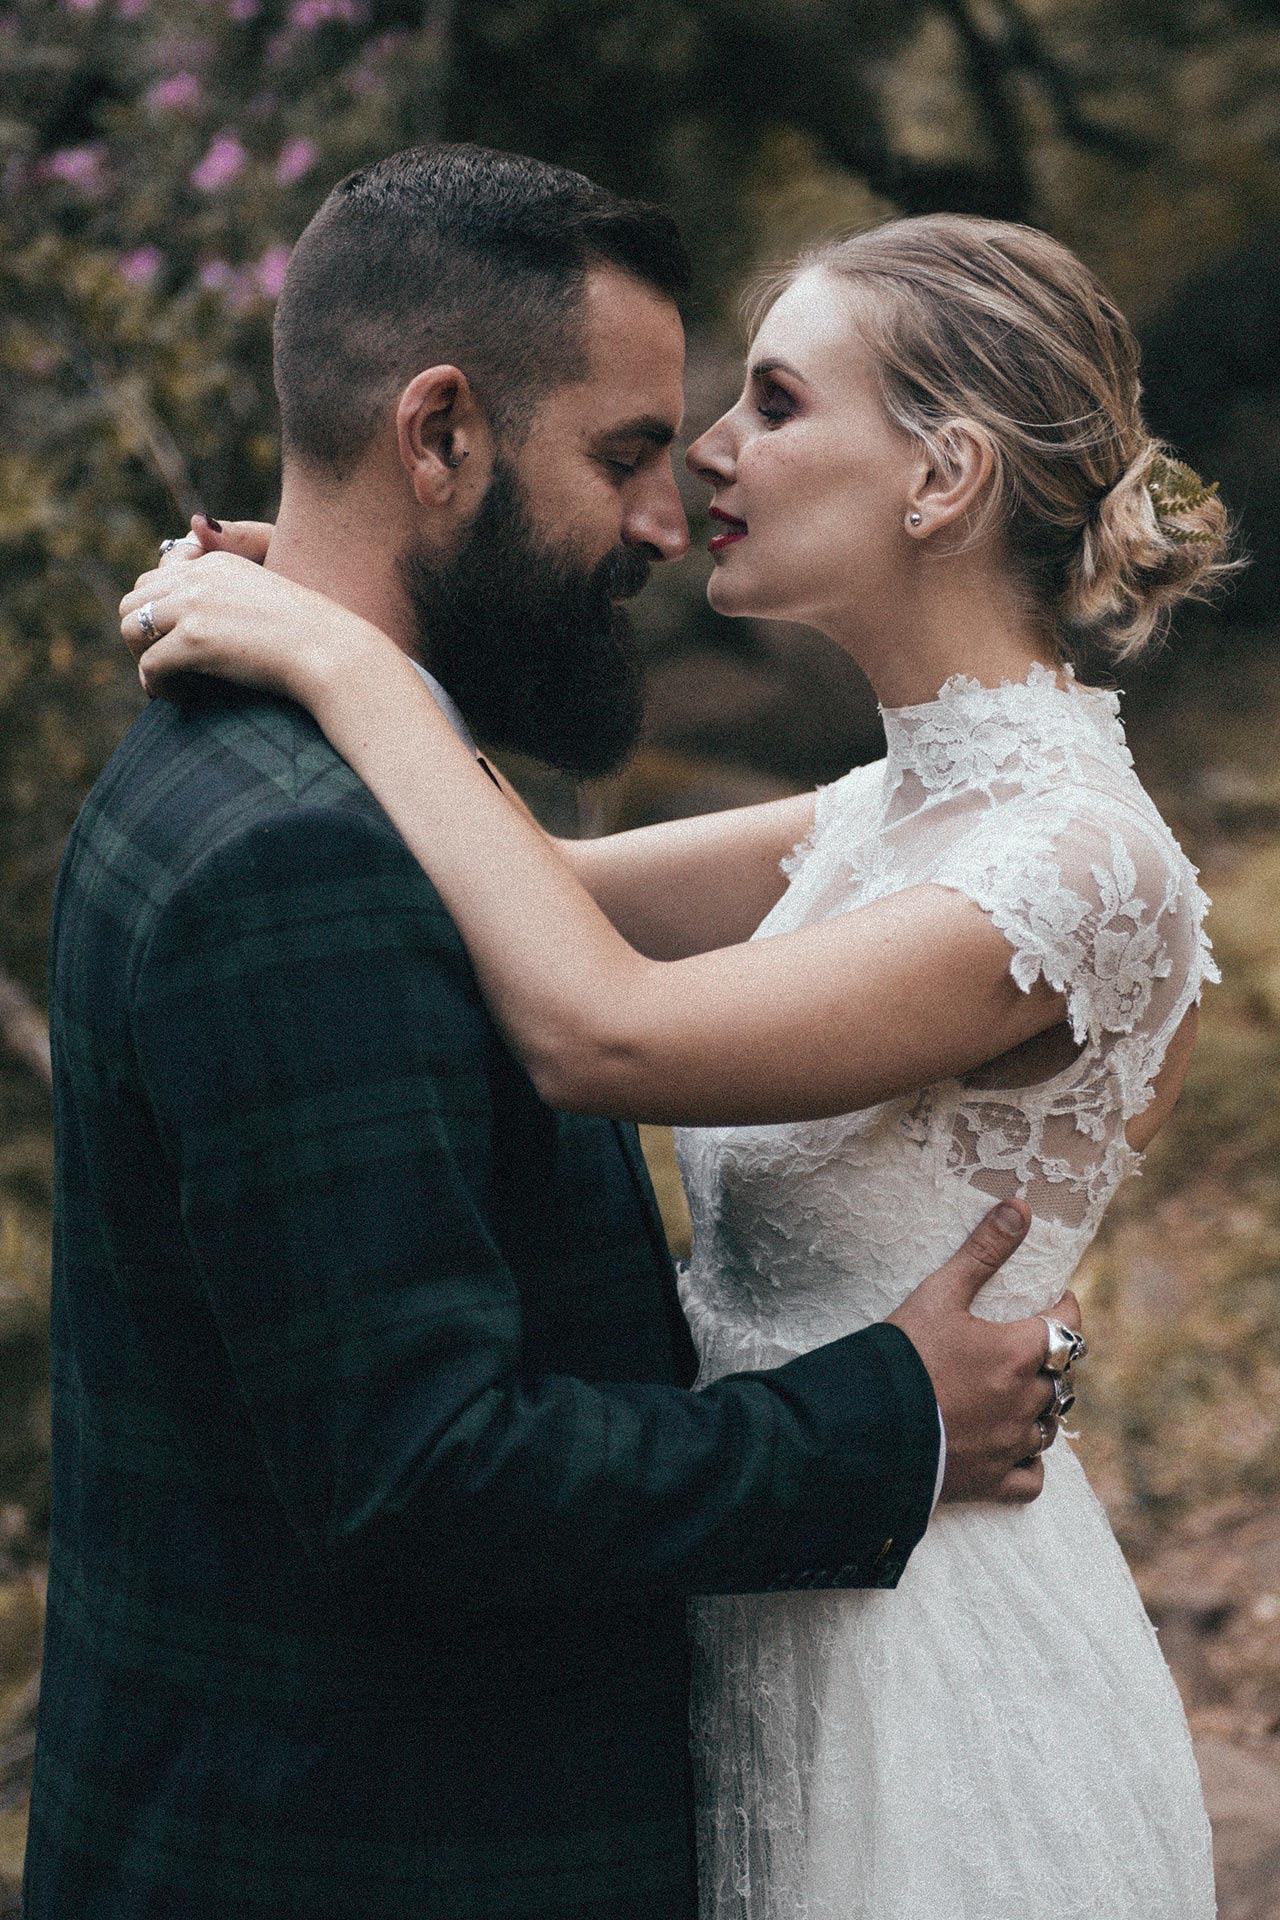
[686,267,922,635]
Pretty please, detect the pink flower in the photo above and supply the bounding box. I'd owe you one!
[119,245,162,285]
[274,137,317,187]
[199,259,264,313]
[255,245,291,298]
[198,259,238,293]
[288,0,359,25]
[190,134,246,193]
[42,144,105,190]
[147,71,201,110]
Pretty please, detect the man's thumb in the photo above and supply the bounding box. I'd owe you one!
[932,1199,1031,1310]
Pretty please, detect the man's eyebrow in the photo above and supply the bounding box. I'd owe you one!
[593,414,679,448]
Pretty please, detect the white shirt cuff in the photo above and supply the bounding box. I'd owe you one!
[931,1409,946,1514]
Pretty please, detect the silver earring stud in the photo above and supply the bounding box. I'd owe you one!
[445,448,469,469]
[908,511,923,527]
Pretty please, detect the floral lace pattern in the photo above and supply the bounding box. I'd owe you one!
[675,666,1217,1918]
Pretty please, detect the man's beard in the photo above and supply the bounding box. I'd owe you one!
[398,458,650,778]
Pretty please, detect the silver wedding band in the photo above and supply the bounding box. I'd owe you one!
[136,602,159,644]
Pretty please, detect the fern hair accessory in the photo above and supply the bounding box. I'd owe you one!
[1143,454,1219,544]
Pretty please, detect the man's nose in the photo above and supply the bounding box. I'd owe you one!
[625,469,689,563]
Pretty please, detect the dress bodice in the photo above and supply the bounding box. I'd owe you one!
[675,666,1218,1381]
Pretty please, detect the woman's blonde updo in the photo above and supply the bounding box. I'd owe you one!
[767,215,1232,661]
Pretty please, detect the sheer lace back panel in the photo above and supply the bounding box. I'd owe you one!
[676,666,1218,1375]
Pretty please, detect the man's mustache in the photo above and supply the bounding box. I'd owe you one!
[599,545,651,602]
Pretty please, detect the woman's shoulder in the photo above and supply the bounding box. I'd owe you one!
[781,756,887,880]
[814,755,888,835]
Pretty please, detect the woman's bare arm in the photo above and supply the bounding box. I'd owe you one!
[314,655,1064,1124]
[161,515,814,961]
[559,794,815,959]
[123,566,1067,1128]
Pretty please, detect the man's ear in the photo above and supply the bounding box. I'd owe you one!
[395,365,491,508]
[905,418,996,542]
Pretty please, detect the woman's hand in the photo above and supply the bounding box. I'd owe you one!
[162,512,274,566]
[119,549,385,705]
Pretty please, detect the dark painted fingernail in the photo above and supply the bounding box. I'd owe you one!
[196,513,223,533]
[994,1203,1025,1235]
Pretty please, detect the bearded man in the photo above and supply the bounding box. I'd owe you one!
[26,144,1062,1918]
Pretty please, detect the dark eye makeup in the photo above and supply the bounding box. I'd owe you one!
[751,371,798,424]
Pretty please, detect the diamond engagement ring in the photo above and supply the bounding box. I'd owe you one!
[136,602,159,644]
[159,534,200,558]
[1041,1316,1087,1374]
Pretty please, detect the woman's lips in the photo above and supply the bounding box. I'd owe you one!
[708,506,748,554]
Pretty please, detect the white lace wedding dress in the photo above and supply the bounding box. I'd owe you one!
[675,666,1218,1920]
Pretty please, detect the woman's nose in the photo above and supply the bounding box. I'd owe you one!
[686,412,735,484]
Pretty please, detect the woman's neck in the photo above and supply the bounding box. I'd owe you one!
[825,559,1063,710]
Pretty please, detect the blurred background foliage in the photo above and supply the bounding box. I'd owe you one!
[2,0,1280,1907]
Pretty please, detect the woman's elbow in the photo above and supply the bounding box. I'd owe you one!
[523,1024,638,1116]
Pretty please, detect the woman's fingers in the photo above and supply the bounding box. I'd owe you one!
[136,633,194,698]
[119,567,175,619]
[158,533,204,566]
[190,514,273,563]
[120,588,175,661]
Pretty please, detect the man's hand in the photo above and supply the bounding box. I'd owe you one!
[887,1199,1081,1506]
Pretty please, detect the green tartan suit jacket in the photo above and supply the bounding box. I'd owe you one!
[24,688,939,1919]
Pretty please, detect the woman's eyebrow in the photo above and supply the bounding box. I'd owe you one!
[749,357,805,384]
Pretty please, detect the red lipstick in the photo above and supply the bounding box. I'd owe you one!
[708,506,747,553]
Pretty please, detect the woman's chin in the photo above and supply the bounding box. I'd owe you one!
[705,567,760,619]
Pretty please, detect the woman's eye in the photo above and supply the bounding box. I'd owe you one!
[756,386,794,424]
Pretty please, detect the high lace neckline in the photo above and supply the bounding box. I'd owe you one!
[879,660,1131,804]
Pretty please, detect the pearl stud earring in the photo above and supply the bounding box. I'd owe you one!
[908,512,923,527]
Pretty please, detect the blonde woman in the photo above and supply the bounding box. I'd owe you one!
[124,215,1227,1916]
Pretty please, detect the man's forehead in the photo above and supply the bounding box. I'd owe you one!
[574,266,686,433]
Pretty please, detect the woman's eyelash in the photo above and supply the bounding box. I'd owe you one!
[755,387,794,423]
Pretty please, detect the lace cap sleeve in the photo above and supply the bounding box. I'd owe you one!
[781,759,885,881]
[928,788,1219,1056]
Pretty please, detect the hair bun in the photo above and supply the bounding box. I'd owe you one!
[1065,443,1233,660]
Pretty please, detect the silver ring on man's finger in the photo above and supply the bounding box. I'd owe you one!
[136,601,159,644]
[1034,1414,1054,1454]
[1041,1316,1087,1374]
[1049,1373,1076,1420]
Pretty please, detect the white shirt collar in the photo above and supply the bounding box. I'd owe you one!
[408,658,477,755]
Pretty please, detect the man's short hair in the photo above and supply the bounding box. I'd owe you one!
[273,143,691,483]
